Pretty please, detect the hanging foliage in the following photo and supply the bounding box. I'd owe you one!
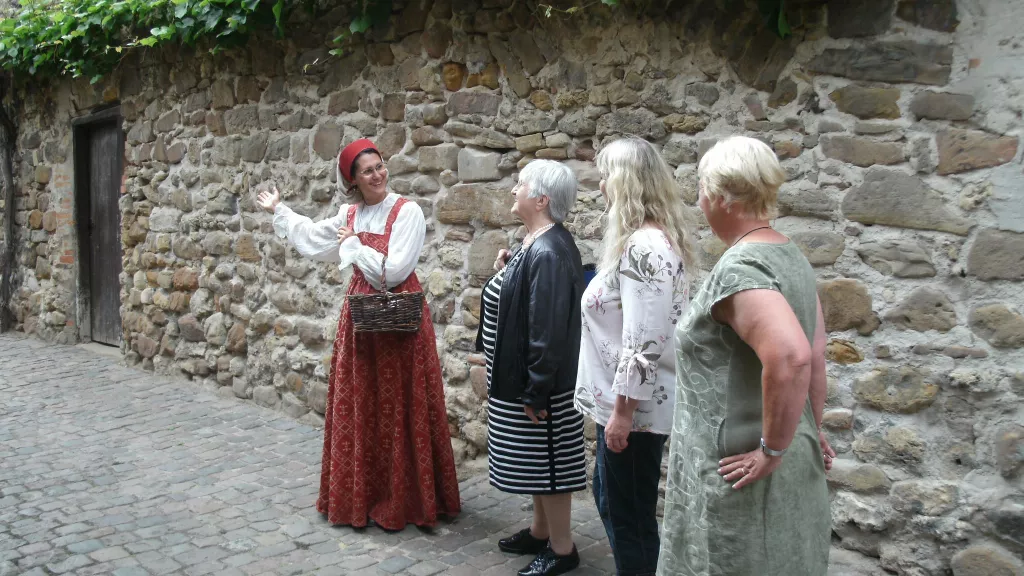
[0,0,290,82]
[0,0,793,83]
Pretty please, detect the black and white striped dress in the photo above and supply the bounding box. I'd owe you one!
[482,250,588,495]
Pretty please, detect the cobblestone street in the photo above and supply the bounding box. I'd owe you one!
[0,335,615,576]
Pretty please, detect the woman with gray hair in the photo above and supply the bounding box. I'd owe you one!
[658,136,833,576]
[475,159,586,576]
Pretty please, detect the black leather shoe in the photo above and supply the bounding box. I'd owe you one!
[499,528,550,555]
[517,545,580,576]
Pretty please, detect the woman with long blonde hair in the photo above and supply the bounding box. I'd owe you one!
[574,137,696,576]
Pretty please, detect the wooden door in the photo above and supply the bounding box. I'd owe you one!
[85,120,123,346]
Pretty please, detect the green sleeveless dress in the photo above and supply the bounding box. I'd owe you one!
[657,241,830,576]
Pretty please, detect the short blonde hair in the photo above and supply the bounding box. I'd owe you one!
[596,137,697,273]
[697,136,785,220]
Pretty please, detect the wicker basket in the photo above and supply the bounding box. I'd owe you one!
[348,256,423,333]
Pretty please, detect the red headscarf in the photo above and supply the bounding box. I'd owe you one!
[337,139,380,184]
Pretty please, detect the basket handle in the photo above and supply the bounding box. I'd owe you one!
[379,255,388,294]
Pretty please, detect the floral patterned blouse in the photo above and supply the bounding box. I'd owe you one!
[574,228,689,435]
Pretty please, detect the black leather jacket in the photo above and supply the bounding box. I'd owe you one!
[475,224,584,411]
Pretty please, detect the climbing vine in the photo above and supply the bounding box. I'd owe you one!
[0,0,291,82]
[0,0,793,83]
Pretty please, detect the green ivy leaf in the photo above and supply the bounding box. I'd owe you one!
[759,0,790,38]
[349,14,372,34]
[600,0,619,5]
[272,0,284,31]
[777,3,791,38]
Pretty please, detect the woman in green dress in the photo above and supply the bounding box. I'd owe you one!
[658,136,835,576]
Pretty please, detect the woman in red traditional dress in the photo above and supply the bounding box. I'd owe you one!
[256,139,461,530]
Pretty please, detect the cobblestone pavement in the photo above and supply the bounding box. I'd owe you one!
[0,335,615,576]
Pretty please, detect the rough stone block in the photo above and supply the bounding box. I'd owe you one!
[381,93,406,122]
[841,168,973,235]
[827,460,891,493]
[149,208,183,233]
[253,386,280,409]
[768,77,799,108]
[445,121,515,149]
[223,105,259,134]
[853,366,937,413]
[412,126,449,147]
[808,41,953,86]
[910,91,974,120]
[853,426,926,468]
[241,133,269,163]
[515,134,545,153]
[790,231,845,266]
[328,89,361,115]
[419,143,460,172]
[377,124,406,161]
[778,185,838,220]
[508,30,546,75]
[313,123,343,161]
[458,147,501,182]
[446,90,502,117]
[821,135,905,167]
[172,268,199,291]
[558,110,597,137]
[829,85,901,119]
[202,231,233,256]
[211,79,235,109]
[969,304,1024,348]
[507,110,558,136]
[857,240,935,277]
[936,129,1018,175]
[822,408,855,430]
[468,230,509,279]
[596,108,666,140]
[967,229,1024,280]
[896,0,959,32]
[422,22,452,59]
[818,278,880,335]
[884,287,957,332]
[178,314,205,342]
[826,339,864,364]
[827,0,894,38]
[891,480,959,516]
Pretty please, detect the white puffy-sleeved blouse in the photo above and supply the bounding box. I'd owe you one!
[272,193,425,290]
[574,228,690,435]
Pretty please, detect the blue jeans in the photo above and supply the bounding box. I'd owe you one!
[594,425,668,576]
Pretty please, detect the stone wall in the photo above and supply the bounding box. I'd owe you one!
[3,0,1024,573]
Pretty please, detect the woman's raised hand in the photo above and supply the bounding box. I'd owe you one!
[256,187,281,213]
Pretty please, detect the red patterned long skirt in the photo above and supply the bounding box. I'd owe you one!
[316,200,461,529]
